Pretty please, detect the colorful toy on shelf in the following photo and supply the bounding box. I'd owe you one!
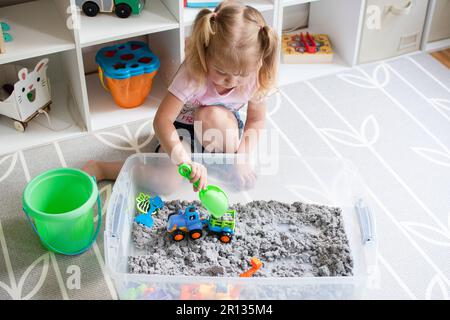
[0,58,52,132]
[0,22,12,54]
[301,32,316,53]
[134,193,163,228]
[167,206,208,241]
[178,163,229,218]
[95,41,160,108]
[75,0,145,19]
[184,1,220,8]
[207,209,236,243]
[239,257,263,278]
[282,32,334,64]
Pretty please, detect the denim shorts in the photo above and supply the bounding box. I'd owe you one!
[155,110,244,153]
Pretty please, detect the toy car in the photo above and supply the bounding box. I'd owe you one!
[75,0,145,19]
[207,209,236,243]
[167,206,208,241]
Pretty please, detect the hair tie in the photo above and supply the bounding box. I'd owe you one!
[212,12,217,19]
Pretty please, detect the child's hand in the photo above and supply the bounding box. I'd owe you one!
[232,162,257,190]
[188,162,208,192]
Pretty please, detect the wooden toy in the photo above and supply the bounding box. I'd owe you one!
[282,32,334,64]
[0,58,52,132]
[75,0,145,19]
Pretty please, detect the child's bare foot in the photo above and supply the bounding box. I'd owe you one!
[82,160,105,182]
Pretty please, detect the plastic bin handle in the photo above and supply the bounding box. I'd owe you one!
[388,0,413,15]
[23,176,102,256]
[355,198,375,245]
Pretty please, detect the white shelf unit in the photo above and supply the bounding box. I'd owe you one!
[278,0,363,86]
[0,0,76,64]
[421,0,450,52]
[77,0,180,47]
[0,0,447,156]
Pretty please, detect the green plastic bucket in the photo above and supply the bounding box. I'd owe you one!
[22,168,102,255]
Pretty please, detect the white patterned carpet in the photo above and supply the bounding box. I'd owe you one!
[0,52,449,299]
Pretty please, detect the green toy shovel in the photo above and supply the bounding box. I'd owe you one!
[178,163,228,218]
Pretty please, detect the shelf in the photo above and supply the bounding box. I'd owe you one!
[78,0,179,48]
[282,0,319,7]
[183,0,274,27]
[0,82,86,156]
[86,73,166,131]
[0,0,76,65]
[278,53,350,86]
[425,38,450,52]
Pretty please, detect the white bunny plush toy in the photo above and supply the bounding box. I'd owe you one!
[13,58,51,120]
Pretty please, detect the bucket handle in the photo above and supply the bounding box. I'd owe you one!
[23,176,102,256]
[98,66,110,92]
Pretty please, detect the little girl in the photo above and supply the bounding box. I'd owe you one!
[83,0,278,191]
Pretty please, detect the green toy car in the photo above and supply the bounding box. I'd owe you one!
[76,0,145,19]
[208,210,236,243]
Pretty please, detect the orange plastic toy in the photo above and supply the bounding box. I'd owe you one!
[96,41,160,108]
[239,257,262,277]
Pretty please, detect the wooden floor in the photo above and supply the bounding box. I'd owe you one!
[431,48,450,68]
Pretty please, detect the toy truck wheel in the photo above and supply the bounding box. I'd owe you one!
[115,4,132,18]
[172,230,185,242]
[189,229,203,240]
[13,121,26,132]
[82,1,100,17]
[219,232,232,243]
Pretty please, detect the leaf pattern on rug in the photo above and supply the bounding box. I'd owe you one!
[0,153,18,183]
[411,147,450,167]
[401,221,450,248]
[338,64,391,89]
[0,219,50,300]
[320,114,380,147]
[429,99,450,122]
[426,274,449,300]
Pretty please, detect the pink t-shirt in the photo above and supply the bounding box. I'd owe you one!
[168,64,260,125]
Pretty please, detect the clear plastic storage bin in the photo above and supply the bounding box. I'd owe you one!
[105,154,377,299]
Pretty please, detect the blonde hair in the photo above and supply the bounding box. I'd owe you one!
[185,0,278,99]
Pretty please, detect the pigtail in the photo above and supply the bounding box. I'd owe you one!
[185,9,217,87]
[256,25,279,99]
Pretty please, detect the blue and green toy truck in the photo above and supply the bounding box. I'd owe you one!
[208,210,236,243]
[167,206,208,241]
[167,206,236,243]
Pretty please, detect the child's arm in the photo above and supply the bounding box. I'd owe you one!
[153,92,208,191]
[153,92,190,165]
[237,100,267,154]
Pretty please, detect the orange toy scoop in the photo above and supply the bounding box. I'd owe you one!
[239,257,262,277]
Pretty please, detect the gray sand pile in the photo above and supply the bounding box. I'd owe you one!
[129,200,353,277]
